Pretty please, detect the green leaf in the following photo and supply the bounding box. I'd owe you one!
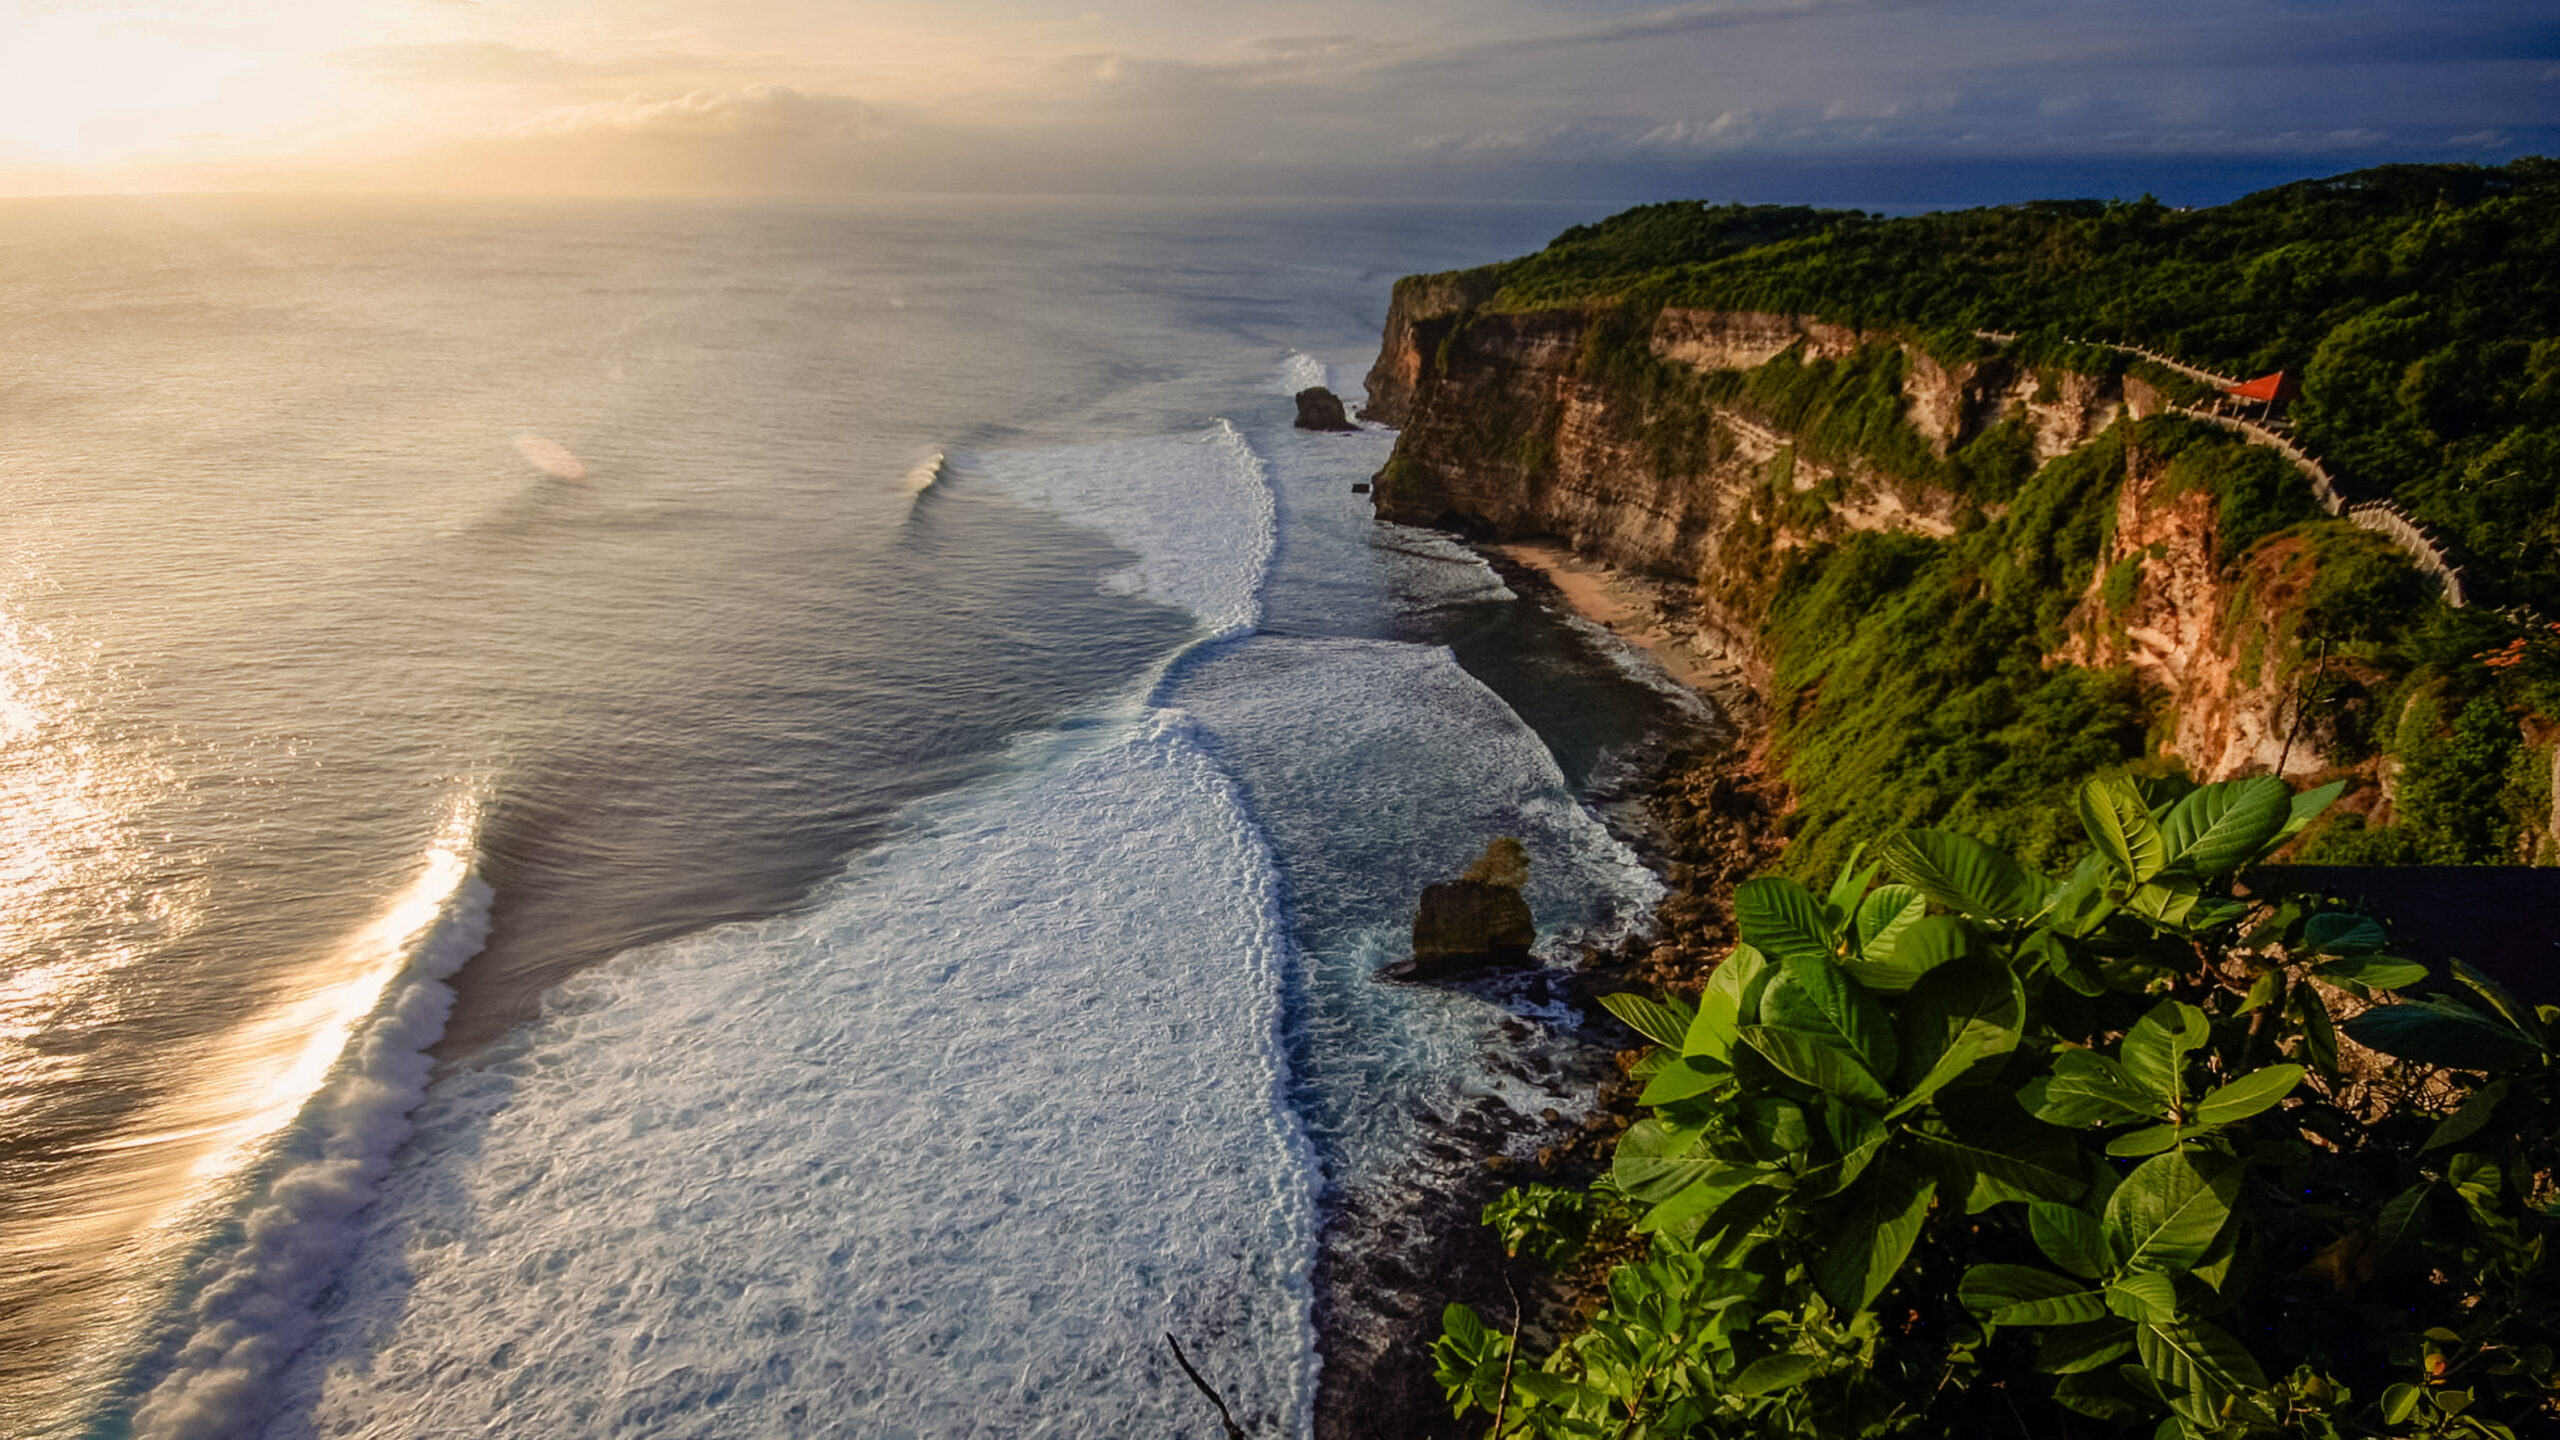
[2078,774,2168,882]
[2341,995,2544,1071]
[2137,1319,2267,1430]
[2238,969,2284,1014]
[1852,884,1926,961]
[2040,1320,2136,1375]
[1763,954,1898,1081]
[1912,1085,2084,1204]
[1960,1264,2108,1326]
[1633,1163,1759,1233]
[2455,959,2547,1045]
[1824,842,1878,923]
[1732,1353,1824,1396]
[1685,945,1768,1061]
[2159,776,2290,876]
[1599,991,1695,1049]
[2376,1182,2434,1257]
[2119,1001,2208,1110]
[2023,1049,2162,1127]
[1734,876,1837,965]
[2122,874,2202,929]
[1881,829,2042,921]
[2105,1271,2180,1324]
[1612,1117,1718,1203]
[2381,1382,2423,1424]
[2106,1151,2238,1276]
[2314,955,2429,991]
[2293,982,2340,1079]
[2193,1064,2304,1126]
[2104,1123,2200,1157]
[2039,853,2119,938]
[1820,1103,1891,1197]
[1639,1056,1729,1105]
[2277,778,2348,841]
[2030,1202,2110,1278]
[1736,1025,1889,1106]
[2304,912,2388,955]
[2424,1079,2512,1152]
[1890,960,2024,1117]
[1842,914,1971,994]
[1811,1162,1935,1312]
[2451,1153,2502,1212]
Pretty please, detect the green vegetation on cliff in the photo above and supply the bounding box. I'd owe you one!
[1464,159,2560,613]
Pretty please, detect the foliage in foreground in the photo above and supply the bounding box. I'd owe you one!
[1438,771,2560,1438]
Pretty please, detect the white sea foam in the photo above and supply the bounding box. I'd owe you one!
[123,820,493,1440]
[1279,351,1330,397]
[962,421,1276,642]
[263,715,1318,1440]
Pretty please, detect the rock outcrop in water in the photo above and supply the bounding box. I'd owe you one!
[1293,386,1358,432]
[1383,836,1535,981]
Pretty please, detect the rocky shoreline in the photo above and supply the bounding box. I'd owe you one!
[1306,545,1790,1440]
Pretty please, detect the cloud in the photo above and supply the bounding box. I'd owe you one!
[332,41,718,84]
[509,85,879,142]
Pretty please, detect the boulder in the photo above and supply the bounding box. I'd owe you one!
[1381,837,1536,982]
[1294,386,1358,432]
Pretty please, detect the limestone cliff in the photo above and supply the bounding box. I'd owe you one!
[1363,284,2315,786]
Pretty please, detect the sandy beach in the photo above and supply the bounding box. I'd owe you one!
[1495,540,1730,693]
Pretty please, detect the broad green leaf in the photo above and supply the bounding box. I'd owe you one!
[1960,1264,2108,1326]
[2382,1382,2423,1425]
[2194,1064,2304,1126]
[1732,1353,1824,1396]
[1639,1056,1729,1105]
[2314,955,2428,992]
[2293,982,2340,1078]
[2023,1049,2162,1127]
[2303,912,2387,955]
[2276,778,2348,841]
[1736,1025,1889,1106]
[2118,1001,2208,1109]
[1599,991,1694,1049]
[1441,1302,1488,1352]
[2137,1319,2267,1430]
[1685,945,1768,1060]
[2341,995,2544,1071]
[2106,1151,2238,1276]
[2122,874,2202,929]
[2104,1123,2201,1157]
[1632,1163,1759,1232]
[1841,914,1971,994]
[2424,1079,2511,1152]
[2238,969,2284,1014]
[2159,776,2290,876]
[1733,876,1837,965]
[2451,1153,2502,1212]
[2053,1369,2147,1420]
[2039,853,2117,937]
[1852,884,1926,961]
[1881,829,2042,921]
[1824,842,1878,923]
[1820,1103,1890,1197]
[1889,960,2024,1117]
[2376,1182,2434,1257]
[2105,1271,2179,1324]
[1811,1162,1935,1312]
[1736,1096,1813,1161]
[2030,1202,2109,1278]
[1764,954,1898,1081]
[1912,1085,2083,1203]
[2455,959,2547,1045]
[1613,1117,1718,1203]
[2040,1320,2136,1375]
[2077,775,2167,882]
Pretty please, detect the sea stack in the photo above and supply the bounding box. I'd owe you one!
[1293,386,1358,432]
[1383,837,1536,981]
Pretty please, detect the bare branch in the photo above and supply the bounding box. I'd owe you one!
[1164,1332,1248,1440]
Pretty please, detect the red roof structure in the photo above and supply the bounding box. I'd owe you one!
[2225,371,2301,406]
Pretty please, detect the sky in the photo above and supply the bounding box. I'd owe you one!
[0,0,2553,205]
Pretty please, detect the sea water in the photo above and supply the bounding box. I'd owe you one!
[0,196,1701,1438]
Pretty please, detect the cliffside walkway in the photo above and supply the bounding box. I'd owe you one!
[1975,329,2519,621]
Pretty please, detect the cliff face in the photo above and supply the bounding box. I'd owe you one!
[1364,286,2304,782]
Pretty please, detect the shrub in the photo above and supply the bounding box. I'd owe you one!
[1438,771,2560,1438]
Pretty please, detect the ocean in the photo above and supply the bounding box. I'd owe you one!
[0,195,1704,1439]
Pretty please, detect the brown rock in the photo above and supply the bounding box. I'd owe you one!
[1293,386,1358,432]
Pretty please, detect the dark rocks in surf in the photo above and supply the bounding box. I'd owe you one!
[1294,386,1358,432]
[1380,837,1535,981]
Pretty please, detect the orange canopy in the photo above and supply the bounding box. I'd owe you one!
[2225,371,2299,404]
